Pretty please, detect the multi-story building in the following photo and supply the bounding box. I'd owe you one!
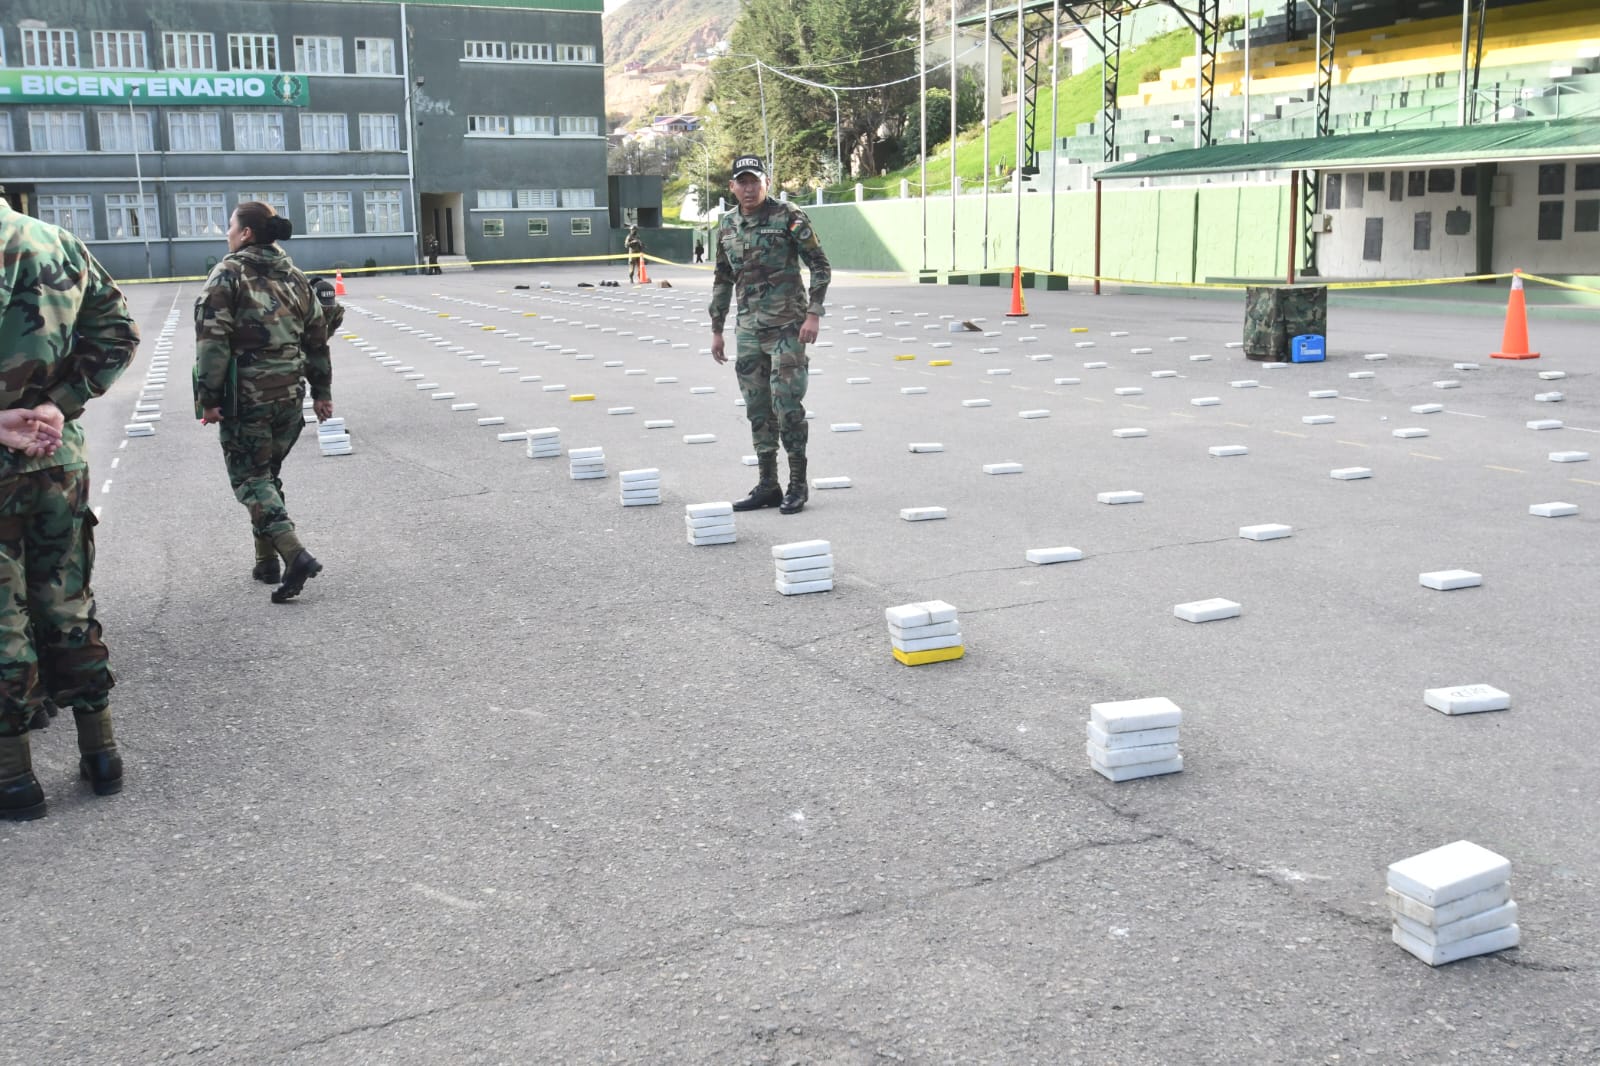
[0,0,607,279]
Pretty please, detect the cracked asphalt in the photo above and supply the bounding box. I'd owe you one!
[3,265,1596,1065]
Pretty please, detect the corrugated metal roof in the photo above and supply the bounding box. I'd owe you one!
[1096,117,1600,179]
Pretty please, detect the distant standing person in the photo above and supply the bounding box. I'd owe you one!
[0,185,138,819]
[625,225,645,283]
[694,238,705,265]
[425,234,441,276]
[194,201,332,603]
[709,154,831,515]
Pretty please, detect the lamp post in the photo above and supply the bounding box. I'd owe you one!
[720,51,773,183]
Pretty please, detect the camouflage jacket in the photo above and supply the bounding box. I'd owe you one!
[194,244,331,411]
[709,198,830,334]
[0,199,138,477]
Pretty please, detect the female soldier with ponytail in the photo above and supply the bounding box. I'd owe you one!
[194,201,332,603]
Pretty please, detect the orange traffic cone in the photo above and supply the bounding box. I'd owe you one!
[333,270,346,296]
[638,258,650,285]
[1490,270,1538,360]
[1005,265,1028,317]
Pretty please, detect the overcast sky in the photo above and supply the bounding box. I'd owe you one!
[605,0,632,12]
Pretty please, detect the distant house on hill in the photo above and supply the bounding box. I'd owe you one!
[651,114,699,135]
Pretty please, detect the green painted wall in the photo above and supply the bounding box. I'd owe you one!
[803,184,1292,284]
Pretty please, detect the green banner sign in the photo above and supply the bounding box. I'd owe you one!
[0,69,310,107]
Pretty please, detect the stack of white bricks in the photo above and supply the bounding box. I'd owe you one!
[885,600,963,665]
[525,427,561,459]
[568,446,605,480]
[619,468,660,507]
[317,417,352,456]
[1088,697,1184,781]
[1387,840,1519,965]
[686,501,735,546]
[773,540,833,595]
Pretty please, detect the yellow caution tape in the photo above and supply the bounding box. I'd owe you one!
[1518,272,1600,296]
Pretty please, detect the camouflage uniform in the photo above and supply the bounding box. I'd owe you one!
[625,229,645,283]
[0,199,137,739]
[708,199,831,460]
[194,245,330,565]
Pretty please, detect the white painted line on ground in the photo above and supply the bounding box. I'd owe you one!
[1444,409,1488,419]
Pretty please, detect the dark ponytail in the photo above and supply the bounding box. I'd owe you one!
[234,200,294,245]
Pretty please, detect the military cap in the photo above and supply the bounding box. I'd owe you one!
[732,155,766,178]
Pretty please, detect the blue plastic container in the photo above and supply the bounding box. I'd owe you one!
[1291,334,1326,362]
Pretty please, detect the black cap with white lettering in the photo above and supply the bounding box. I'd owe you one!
[732,155,765,178]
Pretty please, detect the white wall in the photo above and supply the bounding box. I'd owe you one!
[1492,160,1600,274]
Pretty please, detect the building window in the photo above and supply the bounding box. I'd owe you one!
[365,190,404,233]
[233,112,285,151]
[556,44,595,63]
[1406,171,1426,197]
[468,115,509,136]
[510,43,551,62]
[571,217,592,236]
[1575,200,1600,233]
[463,40,506,61]
[36,195,95,238]
[478,189,513,209]
[1538,201,1564,241]
[238,192,290,217]
[1461,167,1479,197]
[1538,164,1566,196]
[517,189,557,209]
[167,111,222,152]
[228,33,279,72]
[174,192,229,238]
[1344,173,1363,210]
[304,191,354,234]
[1367,172,1384,193]
[22,27,78,68]
[105,193,159,239]
[1412,211,1431,251]
[528,218,548,236]
[482,219,505,237]
[1426,168,1455,194]
[162,31,215,71]
[561,188,596,208]
[354,38,395,75]
[1576,164,1600,192]
[512,115,553,136]
[558,116,598,136]
[92,30,148,70]
[98,110,154,152]
[1362,217,1383,261]
[358,113,400,151]
[29,111,87,152]
[295,36,344,74]
[1323,173,1341,210]
[1388,172,1404,202]
[0,119,13,152]
[299,113,349,151]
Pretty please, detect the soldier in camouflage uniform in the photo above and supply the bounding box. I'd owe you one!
[1,187,138,820]
[625,226,646,284]
[195,201,332,603]
[709,154,831,515]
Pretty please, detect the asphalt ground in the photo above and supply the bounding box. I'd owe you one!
[3,263,1597,1065]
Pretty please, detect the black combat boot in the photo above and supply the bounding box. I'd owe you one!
[253,535,281,583]
[272,549,323,604]
[74,707,123,797]
[779,455,809,515]
[732,452,783,511]
[1,733,47,820]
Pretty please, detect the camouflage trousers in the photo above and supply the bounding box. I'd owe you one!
[734,324,809,459]
[0,465,113,737]
[219,396,306,548]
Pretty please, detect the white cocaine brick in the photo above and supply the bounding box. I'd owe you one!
[847,347,868,353]
[621,497,660,508]
[1083,361,1109,369]
[1388,841,1511,908]
[1026,546,1083,565]
[1263,362,1289,370]
[1112,428,1148,439]
[542,385,567,392]
[1424,684,1510,715]
[685,501,734,519]
[1364,353,1388,361]
[1309,389,1338,399]
[1419,569,1482,590]
[1092,696,1182,733]
[620,468,659,483]
[1331,467,1372,480]
[476,416,506,426]
[1209,445,1248,457]
[1174,598,1242,623]
[1411,403,1444,414]
[431,392,456,400]
[985,368,1012,376]
[847,377,872,384]
[621,483,660,495]
[1168,336,1188,342]
[888,620,960,641]
[690,386,716,394]
[1189,354,1213,361]
[1538,371,1566,380]
[1191,397,1220,407]
[607,406,635,415]
[1434,380,1461,389]
[568,446,604,459]
[519,376,542,383]
[930,342,952,349]
[892,631,964,653]
[685,514,733,530]
[1302,414,1335,425]
[1020,409,1051,419]
[812,477,852,489]
[773,546,831,568]
[683,434,717,444]
[1527,420,1564,430]
[740,455,759,466]
[901,387,929,395]
[688,532,737,546]
[496,431,529,442]
[1092,756,1185,782]
[1386,883,1511,929]
[1088,722,1178,750]
[1240,523,1292,541]
[570,470,607,481]
[1393,427,1430,438]
[1549,451,1590,463]
[961,399,992,408]
[1224,342,1244,349]
[654,376,678,384]
[1054,378,1081,386]
[1027,353,1053,361]
[1395,900,1518,949]
[644,420,675,429]
[402,373,425,380]
[1075,341,1096,349]
[776,579,834,595]
[603,360,624,367]
[1454,362,1480,371]
[1114,387,1143,396]
[125,424,156,436]
[625,369,646,376]
[1130,347,1153,355]
[1535,392,1563,402]
[1097,490,1144,505]
[1529,501,1578,517]
[526,428,560,440]
[1088,741,1181,768]
[885,600,958,628]
[982,462,1024,475]
[1349,371,1376,380]
[1230,380,1259,389]
[900,506,948,522]
[1151,370,1177,378]
[416,382,441,390]
[908,442,945,453]
[975,347,999,355]
[830,423,862,433]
